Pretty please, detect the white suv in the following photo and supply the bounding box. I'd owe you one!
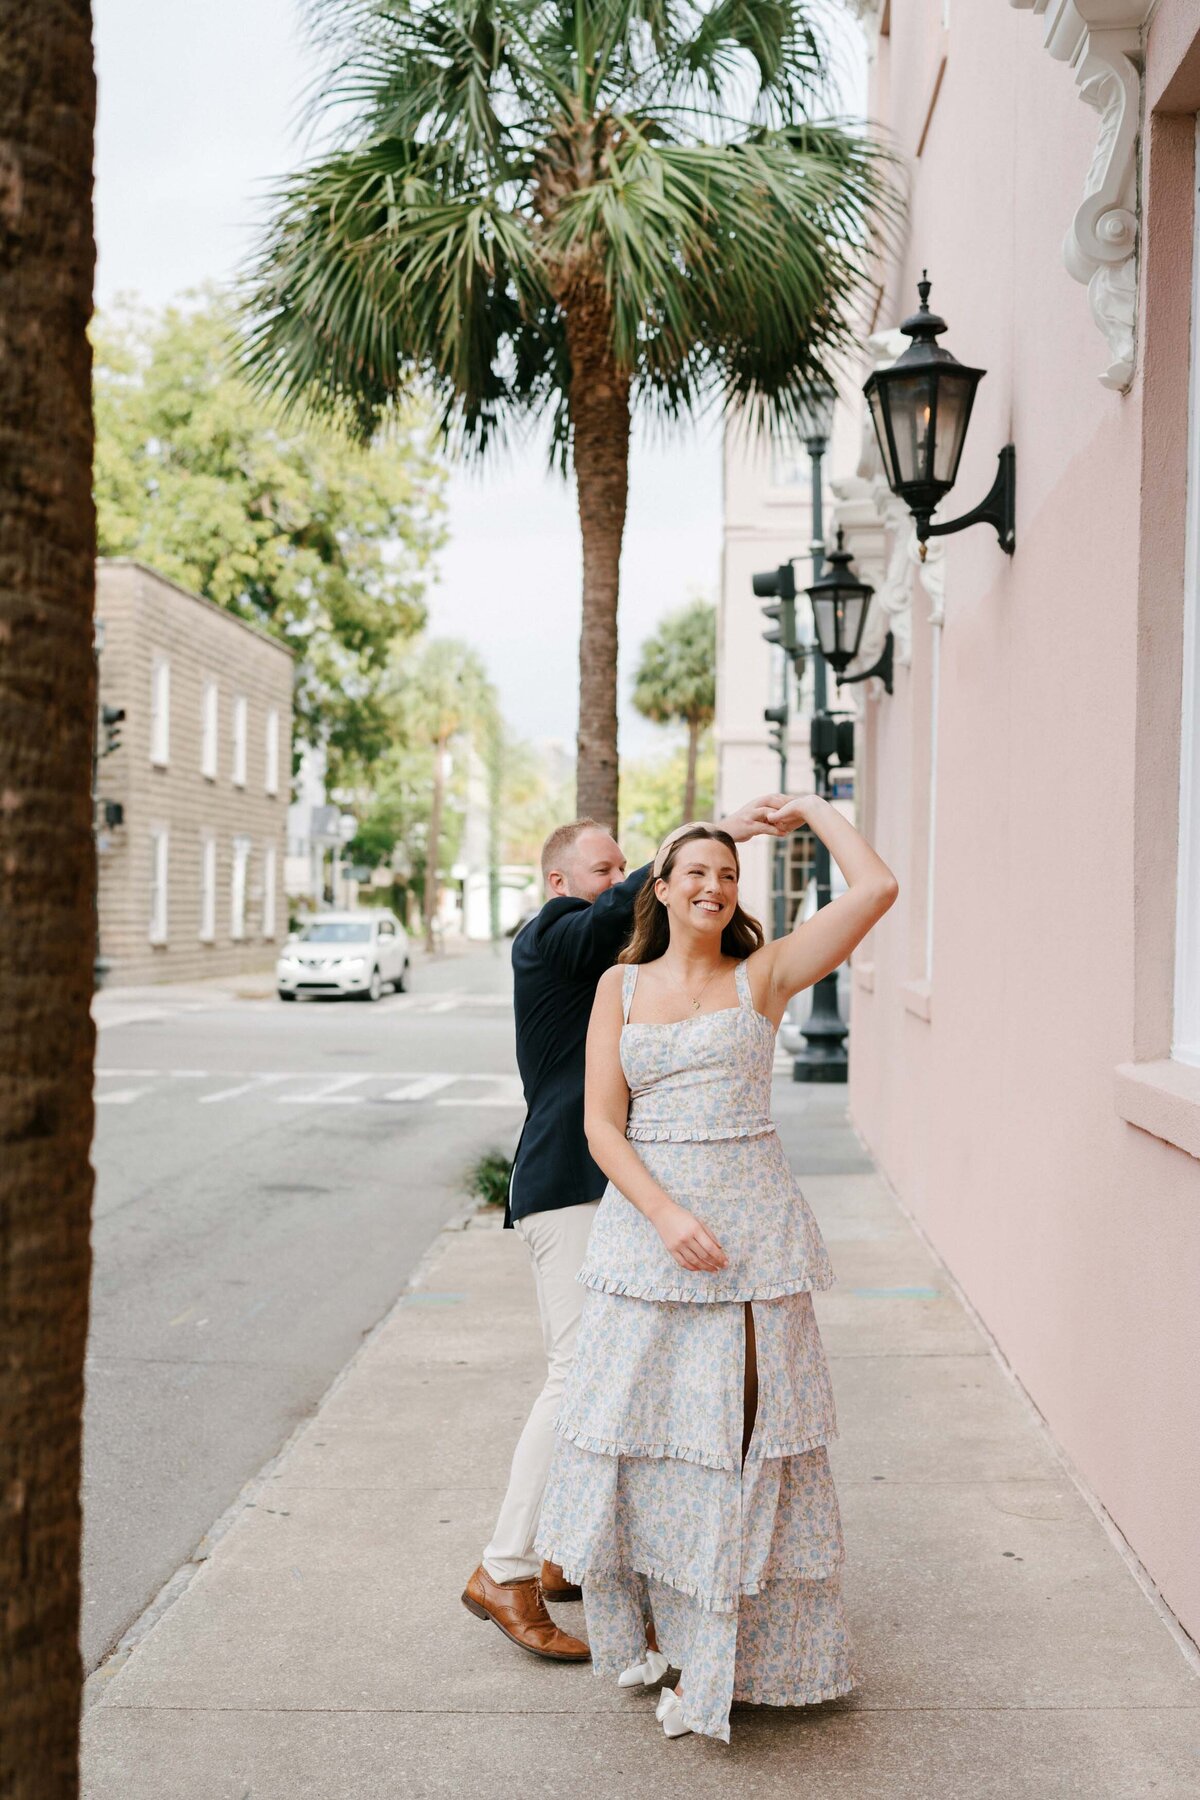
[277,911,410,1003]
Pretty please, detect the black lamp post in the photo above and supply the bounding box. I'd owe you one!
[864,273,1016,556]
[807,529,895,696]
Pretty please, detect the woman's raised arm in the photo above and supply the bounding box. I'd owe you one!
[752,794,899,1018]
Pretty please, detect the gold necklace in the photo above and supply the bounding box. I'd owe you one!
[660,956,726,1014]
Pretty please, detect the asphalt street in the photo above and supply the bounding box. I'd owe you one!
[84,942,522,1673]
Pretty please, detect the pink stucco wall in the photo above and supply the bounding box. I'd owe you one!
[848,1,1200,1640]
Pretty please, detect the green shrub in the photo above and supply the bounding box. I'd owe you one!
[467,1149,513,1208]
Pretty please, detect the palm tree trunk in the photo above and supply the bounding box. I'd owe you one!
[423,736,446,951]
[0,6,97,1795]
[683,717,700,824]
[563,276,630,833]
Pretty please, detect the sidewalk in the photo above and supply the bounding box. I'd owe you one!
[81,1086,1200,1798]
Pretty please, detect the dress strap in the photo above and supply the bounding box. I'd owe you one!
[621,963,639,1024]
[734,958,754,1011]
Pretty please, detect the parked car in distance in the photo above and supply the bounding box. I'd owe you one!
[277,911,409,1003]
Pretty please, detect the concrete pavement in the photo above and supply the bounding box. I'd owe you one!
[82,1086,1200,1798]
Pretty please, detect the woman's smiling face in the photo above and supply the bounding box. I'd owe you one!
[656,837,740,937]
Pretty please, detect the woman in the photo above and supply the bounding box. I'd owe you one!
[535,794,898,1742]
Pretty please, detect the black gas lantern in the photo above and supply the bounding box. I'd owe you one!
[804,528,894,694]
[863,273,1015,556]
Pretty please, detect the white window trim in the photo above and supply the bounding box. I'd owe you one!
[231,836,250,941]
[149,827,169,945]
[199,834,216,943]
[232,695,248,790]
[265,707,279,796]
[150,653,170,768]
[262,842,277,940]
[1174,116,1200,1069]
[201,678,219,782]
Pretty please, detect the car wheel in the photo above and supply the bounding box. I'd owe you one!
[395,959,409,994]
[278,989,297,1002]
[363,966,383,1003]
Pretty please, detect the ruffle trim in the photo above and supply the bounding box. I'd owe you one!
[577,1267,834,1303]
[552,1421,836,1468]
[624,1123,775,1144]
[552,1421,735,1470]
[534,1548,846,1616]
[731,1673,858,1709]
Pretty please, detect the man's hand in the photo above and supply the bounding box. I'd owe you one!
[716,793,789,844]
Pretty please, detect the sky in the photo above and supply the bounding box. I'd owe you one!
[94,0,861,757]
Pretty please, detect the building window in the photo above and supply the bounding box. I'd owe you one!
[232,695,248,788]
[1175,123,1200,1066]
[201,679,219,780]
[200,835,216,942]
[265,707,279,796]
[769,427,809,489]
[231,836,250,940]
[263,842,277,939]
[150,653,170,767]
[149,828,169,944]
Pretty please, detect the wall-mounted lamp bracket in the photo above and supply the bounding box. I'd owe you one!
[923,445,1016,556]
[834,631,895,697]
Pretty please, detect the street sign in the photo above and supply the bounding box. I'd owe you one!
[831,775,855,800]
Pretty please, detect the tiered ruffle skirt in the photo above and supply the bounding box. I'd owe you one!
[536,1279,857,1741]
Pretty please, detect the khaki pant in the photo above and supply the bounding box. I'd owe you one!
[481,1200,601,1583]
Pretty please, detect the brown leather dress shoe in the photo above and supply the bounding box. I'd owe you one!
[461,1564,590,1662]
[540,1558,583,1602]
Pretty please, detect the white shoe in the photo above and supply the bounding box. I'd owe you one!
[617,1648,670,1689]
[656,1687,693,1739]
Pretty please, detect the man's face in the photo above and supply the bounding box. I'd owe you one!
[549,828,626,903]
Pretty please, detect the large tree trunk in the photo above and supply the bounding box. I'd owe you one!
[682,716,700,824]
[563,275,630,833]
[0,6,97,1796]
[423,736,446,951]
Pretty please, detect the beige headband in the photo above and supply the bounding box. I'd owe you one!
[652,820,719,878]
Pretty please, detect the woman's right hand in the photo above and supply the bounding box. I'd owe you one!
[654,1201,728,1273]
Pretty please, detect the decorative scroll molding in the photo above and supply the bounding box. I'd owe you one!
[1010,1,1154,392]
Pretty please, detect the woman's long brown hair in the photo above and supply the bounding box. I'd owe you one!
[619,826,765,965]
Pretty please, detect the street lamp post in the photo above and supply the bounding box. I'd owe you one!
[791,421,851,1083]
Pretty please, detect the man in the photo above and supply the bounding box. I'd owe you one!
[461,798,783,1660]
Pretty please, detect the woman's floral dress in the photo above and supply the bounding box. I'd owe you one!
[535,958,857,1742]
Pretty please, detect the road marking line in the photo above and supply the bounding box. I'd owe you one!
[200,1073,289,1105]
[382,1074,457,1102]
[425,998,457,1014]
[436,1076,525,1107]
[278,1074,370,1105]
[96,1088,152,1106]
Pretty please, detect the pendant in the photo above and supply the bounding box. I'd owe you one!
[691,998,701,1013]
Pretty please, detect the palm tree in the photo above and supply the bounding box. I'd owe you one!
[241,0,896,828]
[397,638,496,948]
[0,3,97,1793]
[632,599,716,822]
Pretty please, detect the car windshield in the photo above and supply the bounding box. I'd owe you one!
[300,922,372,944]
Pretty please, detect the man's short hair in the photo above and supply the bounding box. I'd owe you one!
[541,818,603,882]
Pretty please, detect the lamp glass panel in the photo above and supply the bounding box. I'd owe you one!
[866,385,896,488]
[813,596,836,657]
[931,371,976,485]
[840,593,869,660]
[885,370,937,487]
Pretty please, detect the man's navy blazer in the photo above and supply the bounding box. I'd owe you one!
[504,863,651,1228]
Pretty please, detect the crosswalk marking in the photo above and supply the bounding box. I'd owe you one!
[199,1074,288,1105]
[435,1075,524,1107]
[96,1087,152,1106]
[278,1074,370,1106]
[382,1074,457,1102]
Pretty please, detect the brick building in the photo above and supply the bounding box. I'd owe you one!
[94,560,295,984]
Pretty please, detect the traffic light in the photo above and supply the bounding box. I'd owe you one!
[810,713,837,764]
[763,702,787,761]
[753,563,797,655]
[103,799,125,829]
[101,704,125,757]
[835,719,855,767]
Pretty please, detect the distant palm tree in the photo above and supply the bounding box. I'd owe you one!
[241,0,896,828]
[632,600,716,822]
[0,3,97,1793]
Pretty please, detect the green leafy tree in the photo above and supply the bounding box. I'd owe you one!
[93,292,446,783]
[620,735,717,871]
[240,0,897,829]
[632,599,716,823]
